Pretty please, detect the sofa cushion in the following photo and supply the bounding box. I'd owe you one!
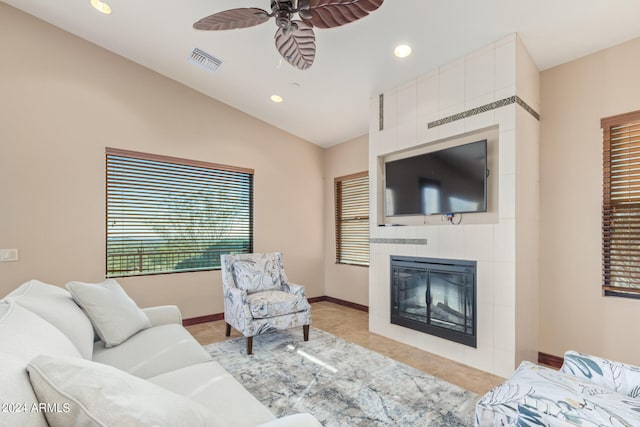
[233,256,282,294]
[246,290,310,319]
[0,352,48,427]
[0,300,81,361]
[6,279,94,359]
[149,361,275,427]
[66,279,151,348]
[92,323,212,379]
[27,354,227,427]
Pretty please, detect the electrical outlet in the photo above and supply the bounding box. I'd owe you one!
[0,249,19,262]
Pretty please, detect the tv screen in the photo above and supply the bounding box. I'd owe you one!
[385,140,487,216]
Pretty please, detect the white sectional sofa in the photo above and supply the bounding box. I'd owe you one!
[0,279,321,427]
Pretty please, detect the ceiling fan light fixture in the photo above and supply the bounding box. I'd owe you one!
[193,0,385,71]
[90,0,112,15]
[270,95,284,103]
[394,44,412,58]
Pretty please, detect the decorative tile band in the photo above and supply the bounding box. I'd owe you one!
[370,238,428,245]
[515,96,540,121]
[379,94,384,131]
[427,95,539,129]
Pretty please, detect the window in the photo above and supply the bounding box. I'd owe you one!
[335,172,369,266]
[602,110,640,298]
[106,148,253,277]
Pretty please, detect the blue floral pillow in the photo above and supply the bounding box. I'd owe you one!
[561,350,640,397]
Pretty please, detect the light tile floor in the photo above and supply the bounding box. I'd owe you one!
[186,301,504,395]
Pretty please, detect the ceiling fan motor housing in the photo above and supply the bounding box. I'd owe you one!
[272,0,294,29]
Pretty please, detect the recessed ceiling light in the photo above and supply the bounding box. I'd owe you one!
[394,44,412,58]
[270,95,284,103]
[90,0,112,14]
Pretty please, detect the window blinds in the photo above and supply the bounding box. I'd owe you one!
[602,110,640,296]
[335,172,369,266]
[106,148,253,277]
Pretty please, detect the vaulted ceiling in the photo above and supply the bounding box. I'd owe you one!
[5,0,640,147]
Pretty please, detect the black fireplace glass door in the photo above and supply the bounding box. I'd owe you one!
[392,266,427,323]
[427,269,474,335]
[391,256,477,348]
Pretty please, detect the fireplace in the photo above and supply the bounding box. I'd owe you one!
[390,256,476,347]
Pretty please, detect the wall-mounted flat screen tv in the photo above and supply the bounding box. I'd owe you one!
[385,140,488,216]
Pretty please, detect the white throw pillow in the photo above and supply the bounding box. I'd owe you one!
[66,279,151,348]
[7,279,95,359]
[0,300,81,361]
[0,352,49,427]
[27,354,228,427]
[0,300,81,427]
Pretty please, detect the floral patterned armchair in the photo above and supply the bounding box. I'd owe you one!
[220,252,311,354]
[475,351,640,426]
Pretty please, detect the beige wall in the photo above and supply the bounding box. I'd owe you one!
[0,4,324,318]
[540,37,640,364]
[323,135,369,306]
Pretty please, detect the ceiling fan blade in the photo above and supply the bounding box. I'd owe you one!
[302,0,384,29]
[275,21,316,70]
[193,8,270,31]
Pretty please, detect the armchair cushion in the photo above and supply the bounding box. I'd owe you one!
[246,291,311,319]
[233,257,282,294]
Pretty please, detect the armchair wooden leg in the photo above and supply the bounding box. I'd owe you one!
[303,324,309,341]
[246,336,253,355]
[225,322,231,337]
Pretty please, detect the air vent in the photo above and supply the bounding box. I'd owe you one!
[189,48,222,72]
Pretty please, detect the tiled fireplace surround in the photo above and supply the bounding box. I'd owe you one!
[368,34,540,378]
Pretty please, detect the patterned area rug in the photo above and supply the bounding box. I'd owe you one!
[204,328,478,426]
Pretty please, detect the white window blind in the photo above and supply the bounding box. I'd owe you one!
[602,110,640,297]
[106,148,253,277]
[335,172,369,266]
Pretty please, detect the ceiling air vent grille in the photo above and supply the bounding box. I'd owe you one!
[189,48,222,72]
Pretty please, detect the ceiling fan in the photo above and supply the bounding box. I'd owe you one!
[193,0,384,70]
